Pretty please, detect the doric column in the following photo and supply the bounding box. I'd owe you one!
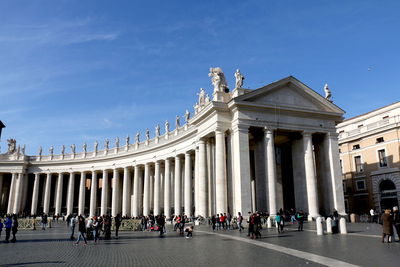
[132,165,140,217]
[184,152,192,216]
[215,130,227,214]
[164,158,171,218]
[111,168,120,217]
[43,173,52,215]
[122,167,131,217]
[303,132,319,219]
[7,173,16,214]
[174,156,182,215]
[101,170,109,215]
[90,171,98,217]
[67,172,75,215]
[55,173,63,216]
[265,127,277,216]
[31,173,40,215]
[326,132,346,215]
[154,161,161,215]
[143,163,150,216]
[78,172,86,215]
[13,173,23,214]
[198,140,207,217]
[194,148,199,216]
[149,167,154,211]
[232,125,252,216]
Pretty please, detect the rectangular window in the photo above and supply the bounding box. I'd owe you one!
[376,137,384,143]
[344,199,349,213]
[343,181,346,193]
[357,124,364,128]
[356,180,366,191]
[340,159,343,174]
[353,144,360,150]
[354,156,363,172]
[378,149,388,167]
[382,115,389,119]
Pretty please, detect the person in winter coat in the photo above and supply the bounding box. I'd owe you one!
[75,215,87,245]
[381,209,393,243]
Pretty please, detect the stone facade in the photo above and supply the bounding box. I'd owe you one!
[337,102,400,213]
[0,74,345,218]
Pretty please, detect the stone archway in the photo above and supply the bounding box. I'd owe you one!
[372,172,400,211]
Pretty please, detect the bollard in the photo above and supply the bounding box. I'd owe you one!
[326,217,332,234]
[350,213,356,223]
[308,215,313,222]
[316,217,323,235]
[340,218,347,234]
[267,217,272,228]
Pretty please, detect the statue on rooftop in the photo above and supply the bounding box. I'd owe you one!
[7,138,16,154]
[126,135,130,146]
[146,129,150,141]
[198,88,206,106]
[324,83,332,101]
[175,115,180,128]
[155,124,160,137]
[38,146,42,156]
[83,142,87,153]
[71,144,76,154]
[49,146,54,156]
[185,109,190,123]
[165,120,170,133]
[94,141,98,152]
[115,137,119,148]
[135,132,140,143]
[234,69,244,88]
[208,67,228,93]
[61,145,65,155]
[104,139,109,150]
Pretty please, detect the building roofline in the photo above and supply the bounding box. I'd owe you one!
[341,101,400,123]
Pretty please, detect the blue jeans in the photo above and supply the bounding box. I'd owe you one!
[76,231,87,244]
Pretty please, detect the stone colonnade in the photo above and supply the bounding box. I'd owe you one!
[0,128,345,219]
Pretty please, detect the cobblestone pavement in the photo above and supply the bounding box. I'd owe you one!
[0,221,399,267]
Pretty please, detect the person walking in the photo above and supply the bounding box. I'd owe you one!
[92,217,99,243]
[211,215,216,231]
[276,213,284,234]
[226,213,232,230]
[41,213,48,230]
[4,215,12,243]
[296,210,305,231]
[115,214,122,239]
[185,225,194,238]
[392,206,400,241]
[216,214,220,231]
[70,215,77,240]
[237,212,244,232]
[381,209,393,243]
[11,215,18,243]
[75,215,87,245]
[156,215,166,237]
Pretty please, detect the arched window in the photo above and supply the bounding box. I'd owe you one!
[379,179,396,192]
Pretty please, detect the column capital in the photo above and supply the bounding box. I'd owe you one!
[326,131,339,139]
[232,124,249,133]
[263,126,276,134]
[302,131,313,137]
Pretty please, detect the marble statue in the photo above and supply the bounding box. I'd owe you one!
[83,142,87,153]
[165,120,170,133]
[61,145,65,155]
[7,138,16,154]
[94,141,98,152]
[17,145,20,155]
[115,137,119,148]
[185,109,190,122]
[234,69,244,88]
[105,139,109,150]
[205,94,211,103]
[175,115,180,128]
[324,84,332,101]
[126,135,130,146]
[38,146,42,156]
[71,144,76,154]
[49,146,54,155]
[155,124,160,137]
[208,67,228,93]
[146,129,150,141]
[198,88,206,106]
[22,145,25,155]
[135,132,140,143]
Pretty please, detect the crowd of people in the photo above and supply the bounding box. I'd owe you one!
[380,206,400,243]
[0,214,18,243]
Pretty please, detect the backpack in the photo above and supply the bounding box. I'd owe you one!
[276,215,281,223]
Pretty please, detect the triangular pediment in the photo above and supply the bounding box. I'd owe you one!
[235,76,344,114]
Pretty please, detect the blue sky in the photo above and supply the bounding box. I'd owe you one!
[1,0,399,155]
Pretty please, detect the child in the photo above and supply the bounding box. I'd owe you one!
[185,225,194,238]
